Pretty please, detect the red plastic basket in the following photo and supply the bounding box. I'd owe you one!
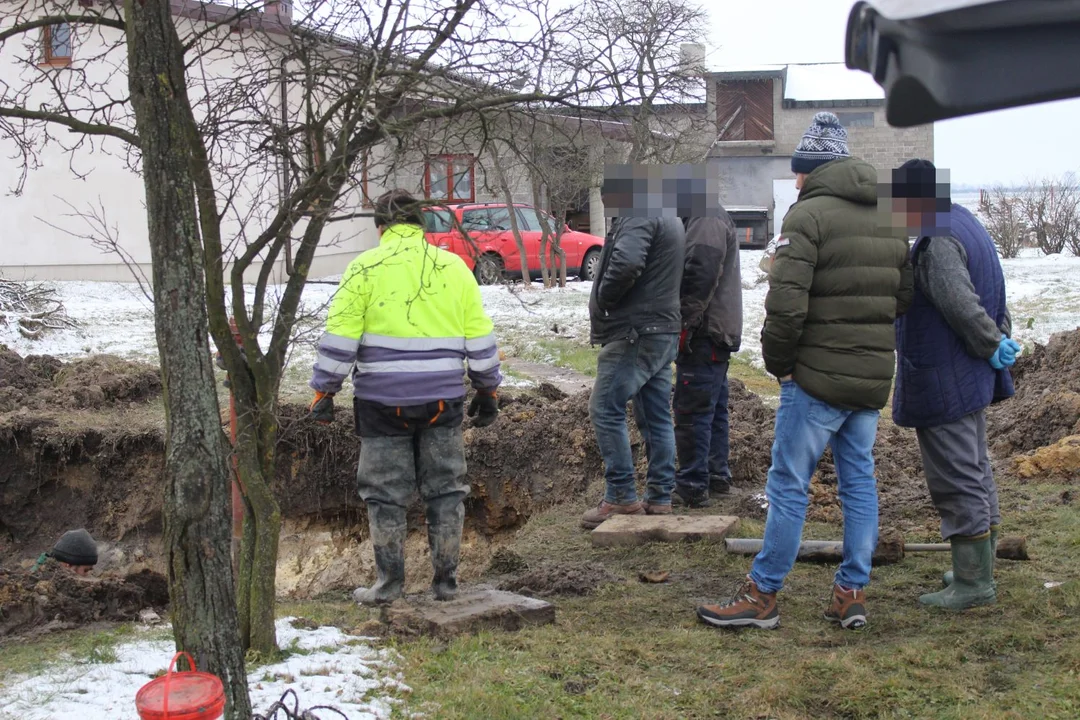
[135,652,226,720]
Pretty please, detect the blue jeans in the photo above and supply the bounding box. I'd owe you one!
[590,333,678,505]
[673,357,730,495]
[750,381,880,593]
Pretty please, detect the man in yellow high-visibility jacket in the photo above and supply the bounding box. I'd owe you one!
[308,189,501,605]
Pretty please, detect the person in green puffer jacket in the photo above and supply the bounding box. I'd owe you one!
[697,112,913,633]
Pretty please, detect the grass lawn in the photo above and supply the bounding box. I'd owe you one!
[503,334,781,400]
[283,476,1078,720]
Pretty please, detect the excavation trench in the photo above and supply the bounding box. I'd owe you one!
[3,331,1077,634]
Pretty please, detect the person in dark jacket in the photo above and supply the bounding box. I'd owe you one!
[582,172,686,529]
[891,159,1019,611]
[697,112,913,631]
[672,209,743,507]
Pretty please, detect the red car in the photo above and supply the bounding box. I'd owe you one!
[421,202,605,285]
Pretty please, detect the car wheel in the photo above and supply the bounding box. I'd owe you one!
[581,249,601,282]
[474,254,504,286]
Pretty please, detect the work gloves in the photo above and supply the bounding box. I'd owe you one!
[467,390,499,428]
[309,391,335,424]
[989,335,1022,370]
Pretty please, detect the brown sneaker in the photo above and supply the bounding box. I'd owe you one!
[580,500,645,529]
[824,584,867,629]
[696,577,780,629]
[642,502,672,515]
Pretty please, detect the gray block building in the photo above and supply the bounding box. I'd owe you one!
[704,62,935,243]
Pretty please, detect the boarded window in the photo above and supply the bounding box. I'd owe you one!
[836,111,875,128]
[715,79,774,141]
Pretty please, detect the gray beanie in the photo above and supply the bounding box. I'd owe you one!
[51,529,98,566]
[791,112,850,174]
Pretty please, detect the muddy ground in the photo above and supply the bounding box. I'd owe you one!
[1,329,1077,625]
[0,561,168,637]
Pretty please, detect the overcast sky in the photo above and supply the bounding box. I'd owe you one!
[705,0,1080,187]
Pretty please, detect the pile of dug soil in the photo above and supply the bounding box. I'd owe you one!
[498,561,623,597]
[725,379,775,487]
[987,328,1080,456]
[0,346,161,413]
[0,563,168,638]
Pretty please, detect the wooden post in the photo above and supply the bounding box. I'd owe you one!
[724,535,1029,564]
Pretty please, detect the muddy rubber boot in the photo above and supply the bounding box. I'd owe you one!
[426,494,465,601]
[944,524,998,588]
[352,502,406,606]
[920,533,996,610]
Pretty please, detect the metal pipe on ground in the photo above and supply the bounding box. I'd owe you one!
[724,534,1029,566]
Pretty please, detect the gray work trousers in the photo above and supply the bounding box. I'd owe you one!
[916,409,1000,540]
[356,424,470,550]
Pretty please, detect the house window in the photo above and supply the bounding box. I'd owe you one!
[715,79,774,141]
[41,23,72,66]
[836,111,875,128]
[425,154,475,203]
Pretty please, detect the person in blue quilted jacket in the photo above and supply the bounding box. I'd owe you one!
[891,159,1020,611]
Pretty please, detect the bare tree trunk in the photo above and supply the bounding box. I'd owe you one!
[125,1,252,716]
[233,405,282,655]
[489,149,531,285]
[554,219,568,288]
[532,183,553,287]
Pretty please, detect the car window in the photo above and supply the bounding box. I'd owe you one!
[517,208,559,233]
[461,207,514,231]
[515,208,543,232]
[422,210,453,233]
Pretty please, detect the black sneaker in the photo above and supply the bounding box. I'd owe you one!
[672,487,711,508]
[710,474,732,495]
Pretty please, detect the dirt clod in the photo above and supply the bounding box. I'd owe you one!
[988,329,1080,456]
[486,547,529,575]
[0,562,169,638]
[0,346,161,413]
[1012,435,1080,482]
[499,562,623,597]
[638,570,671,584]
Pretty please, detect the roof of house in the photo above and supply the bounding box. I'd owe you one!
[707,62,885,103]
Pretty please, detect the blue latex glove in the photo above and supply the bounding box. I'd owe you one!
[989,336,1022,370]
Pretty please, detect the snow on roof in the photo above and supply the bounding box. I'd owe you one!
[783,63,885,102]
[707,62,885,103]
[706,64,786,75]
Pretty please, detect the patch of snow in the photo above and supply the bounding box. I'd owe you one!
[0,618,404,720]
[783,63,885,102]
[2,247,1078,387]
[706,63,785,74]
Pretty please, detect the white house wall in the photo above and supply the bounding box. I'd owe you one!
[0,4,379,282]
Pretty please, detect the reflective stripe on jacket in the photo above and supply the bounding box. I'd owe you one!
[309,223,501,405]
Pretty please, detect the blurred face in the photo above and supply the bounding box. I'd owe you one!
[60,562,93,576]
[893,197,938,232]
[795,173,808,190]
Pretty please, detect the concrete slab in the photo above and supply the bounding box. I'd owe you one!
[591,514,740,547]
[381,589,555,638]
